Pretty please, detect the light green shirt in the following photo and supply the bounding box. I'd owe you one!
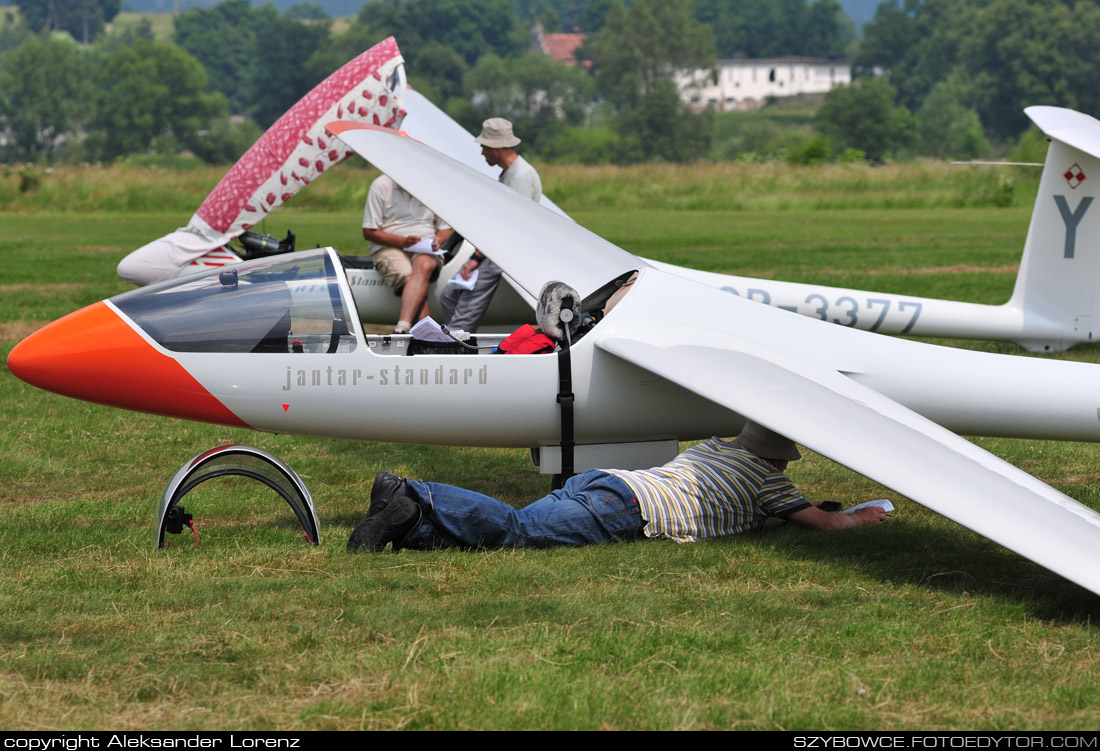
[500,155,542,201]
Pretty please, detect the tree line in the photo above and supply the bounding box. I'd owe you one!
[1,0,1097,166]
[821,0,1100,163]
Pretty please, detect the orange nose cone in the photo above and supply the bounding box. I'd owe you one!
[8,302,248,428]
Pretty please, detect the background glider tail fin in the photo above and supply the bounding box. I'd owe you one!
[1008,107,1100,351]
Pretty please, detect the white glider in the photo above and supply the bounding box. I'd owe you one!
[11,122,1100,598]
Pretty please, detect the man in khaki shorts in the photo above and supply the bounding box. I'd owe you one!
[363,174,452,333]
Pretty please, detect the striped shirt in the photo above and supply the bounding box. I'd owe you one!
[606,437,810,543]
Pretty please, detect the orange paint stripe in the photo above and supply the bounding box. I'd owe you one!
[8,302,249,428]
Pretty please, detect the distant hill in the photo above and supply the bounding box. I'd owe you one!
[119,0,880,31]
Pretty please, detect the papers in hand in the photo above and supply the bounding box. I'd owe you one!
[407,238,444,255]
[843,499,894,515]
[409,317,453,343]
[446,268,478,290]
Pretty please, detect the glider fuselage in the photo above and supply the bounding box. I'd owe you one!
[12,249,1100,475]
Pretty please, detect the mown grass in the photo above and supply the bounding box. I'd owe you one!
[3,162,1100,730]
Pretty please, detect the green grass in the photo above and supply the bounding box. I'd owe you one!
[3,163,1100,730]
[712,98,822,159]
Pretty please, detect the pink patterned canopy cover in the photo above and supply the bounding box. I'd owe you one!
[194,36,406,236]
[116,38,407,285]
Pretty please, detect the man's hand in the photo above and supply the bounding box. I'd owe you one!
[363,227,422,251]
[459,258,479,280]
[846,506,887,527]
[433,229,452,250]
[788,503,887,531]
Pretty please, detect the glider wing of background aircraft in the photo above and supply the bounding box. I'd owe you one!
[11,122,1100,597]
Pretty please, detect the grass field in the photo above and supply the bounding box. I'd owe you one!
[3,163,1100,730]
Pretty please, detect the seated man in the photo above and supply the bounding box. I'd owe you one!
[347,421,888,552]
[363,174,452,334]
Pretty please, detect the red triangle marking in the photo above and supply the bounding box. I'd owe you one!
[282,404,290,412]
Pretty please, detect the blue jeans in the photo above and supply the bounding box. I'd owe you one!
[395,470,645,550]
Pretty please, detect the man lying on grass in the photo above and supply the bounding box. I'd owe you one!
[347,421,888,553]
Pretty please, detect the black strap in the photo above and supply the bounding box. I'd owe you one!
[556,345,575,488]
[555,308,576,489]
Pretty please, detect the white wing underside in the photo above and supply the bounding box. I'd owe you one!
[598,272,1100,596]
[397,87,574,309]
[327,123,642,299]
[330,122,1100,596]
[400,88,570,219]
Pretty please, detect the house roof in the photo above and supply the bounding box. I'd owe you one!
[542,32,586,66]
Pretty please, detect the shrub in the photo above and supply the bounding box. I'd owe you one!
[787,134,833,165]
[545,126,624,164]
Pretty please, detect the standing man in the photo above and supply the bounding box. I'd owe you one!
[442,118,542,332]
[363,174,452,334]
[347,421,889,553]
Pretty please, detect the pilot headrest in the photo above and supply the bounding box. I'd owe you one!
[537,281,581,341]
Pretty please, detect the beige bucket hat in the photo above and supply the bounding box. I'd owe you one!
[732,420,802,461]
[475,117,521,148]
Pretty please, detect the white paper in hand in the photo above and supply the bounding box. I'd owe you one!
[408,238,443,255]
[446,268,479,290]
[843,499,894,515]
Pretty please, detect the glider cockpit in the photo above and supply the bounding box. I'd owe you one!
[111,249,358,356]
[109,247,636,360]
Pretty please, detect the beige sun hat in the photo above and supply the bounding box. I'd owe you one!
[475,117,521,148]
[732,420,802,461]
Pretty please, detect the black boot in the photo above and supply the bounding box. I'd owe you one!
[368,471,407,519]
[348,495,420,552]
